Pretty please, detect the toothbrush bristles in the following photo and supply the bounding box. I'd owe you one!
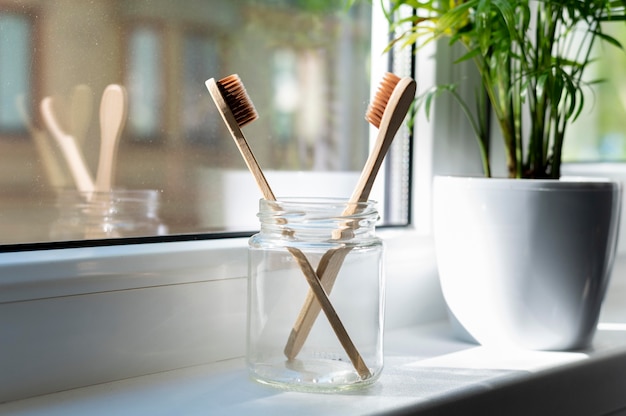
[365,72,401,129]
[216,74,259,127]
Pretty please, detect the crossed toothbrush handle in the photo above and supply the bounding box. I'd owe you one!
[284,76,415,360]
[286,247,371,380]
[284,246,352,360]
[206,76,373,378]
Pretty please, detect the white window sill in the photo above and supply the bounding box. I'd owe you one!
[2,237,626,415]
[3,316,626,415]
[0,229,444,404]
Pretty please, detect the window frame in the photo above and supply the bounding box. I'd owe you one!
[0,0,495,273]
[0,1,445,275]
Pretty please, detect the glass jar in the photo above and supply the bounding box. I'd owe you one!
[248,198,384,392]
[50,189,167,240]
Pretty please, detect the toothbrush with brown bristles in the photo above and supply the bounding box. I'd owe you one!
[283,72,417,360]
[347,73,416,210]
[206,74,371,379]
[206,75,275,201]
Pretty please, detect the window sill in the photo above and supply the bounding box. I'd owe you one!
[3,239,626,414]
[0,228,444,403]
[3,311,626,415]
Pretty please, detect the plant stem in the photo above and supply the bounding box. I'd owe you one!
[450,87,491,177]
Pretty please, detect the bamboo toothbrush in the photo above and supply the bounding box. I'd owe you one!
[284,72,417,360]
[95,84,127,192]
[206,75,275,200]
[206,74,371,379]
[40,96,95,193]
[347,73,416,208]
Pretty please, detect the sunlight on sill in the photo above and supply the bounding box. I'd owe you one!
[408,345,588,373]
[598,322,626,332]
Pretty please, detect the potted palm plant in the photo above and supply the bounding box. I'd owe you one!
[385,0,626,349]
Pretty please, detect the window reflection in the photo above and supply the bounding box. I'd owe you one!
[127,25,163,141]
[0,13,31,133]
[0,0,372,246]
[182,33,220,145]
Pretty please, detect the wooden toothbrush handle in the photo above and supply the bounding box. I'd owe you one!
[347,77,416,212]
[284,246,352,360]
[284,76,415,357]
[286,247,371,379]
[206,79,275,200]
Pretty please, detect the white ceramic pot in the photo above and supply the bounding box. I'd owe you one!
[433,176,622,350]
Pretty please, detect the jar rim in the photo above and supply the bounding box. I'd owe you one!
[257,197,380,239]
[258,198,378,219]
[259,197,377,208]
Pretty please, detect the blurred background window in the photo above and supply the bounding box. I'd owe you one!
[0,13,31,134]
[0,1,408,247]
[563,21,626,161]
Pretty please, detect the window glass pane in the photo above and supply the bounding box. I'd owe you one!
[0,1,387,247]
[564,22,626,161]
[0,13,30,133]
[182,33,220,145]
[127,26,163,140]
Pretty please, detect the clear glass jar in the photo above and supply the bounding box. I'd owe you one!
[248,198,384,392]
[50,189,167,240]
